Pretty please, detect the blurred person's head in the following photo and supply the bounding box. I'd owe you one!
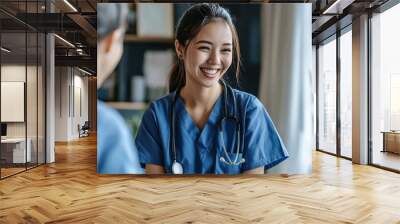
[169,3,241,93]
[97,3,129,88]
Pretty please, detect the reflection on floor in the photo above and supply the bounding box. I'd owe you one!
[0,163,42,179]
[341,147,352,158]
[1,167,25,178]
[373,150,400,171]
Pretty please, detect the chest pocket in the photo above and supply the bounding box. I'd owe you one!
[216,152,243,174]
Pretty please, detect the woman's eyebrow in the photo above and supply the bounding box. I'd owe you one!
[195,40,213,45]
[195,40,232,46]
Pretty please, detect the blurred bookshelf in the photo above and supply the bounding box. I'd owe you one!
[97,3,180,105]
[106,102,147,111]
[124,34,174,43]
[106,102,147,137]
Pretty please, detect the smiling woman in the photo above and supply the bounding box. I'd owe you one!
[135,3,289,175]
[177,20,233,90]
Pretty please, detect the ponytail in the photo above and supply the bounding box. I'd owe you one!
[168,59,186,93]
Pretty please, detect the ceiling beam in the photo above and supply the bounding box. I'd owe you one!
[322,0,356,14]
[67,13,96,39]
[55,55,96,72]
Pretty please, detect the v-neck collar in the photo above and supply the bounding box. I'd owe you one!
[175,92,223,147]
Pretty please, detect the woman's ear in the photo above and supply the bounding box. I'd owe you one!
[175,40,184,59]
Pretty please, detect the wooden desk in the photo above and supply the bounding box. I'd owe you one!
[381,131,400,154]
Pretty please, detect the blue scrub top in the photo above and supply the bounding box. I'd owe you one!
[135,89,288,174]
[97,100,144,174]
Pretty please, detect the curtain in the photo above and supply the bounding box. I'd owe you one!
[259,3,313,174]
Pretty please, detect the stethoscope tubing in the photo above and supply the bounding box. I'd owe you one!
[170,80,244,174]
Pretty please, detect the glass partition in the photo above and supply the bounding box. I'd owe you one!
[0,0,46,179]
[1,31,28,177]
[317,36,337,155]
[371,3,400,171]
[27,31,38,169]
[339,29,352,158]
[38,32,45,165]
[26,0,45,169]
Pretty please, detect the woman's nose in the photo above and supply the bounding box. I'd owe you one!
[207,50,221,65]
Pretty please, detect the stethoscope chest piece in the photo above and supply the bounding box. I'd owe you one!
[172,160,183,174]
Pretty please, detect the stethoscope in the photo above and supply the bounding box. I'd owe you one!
[170,80,245,174]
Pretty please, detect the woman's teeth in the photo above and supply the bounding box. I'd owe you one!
[201,68,219,77]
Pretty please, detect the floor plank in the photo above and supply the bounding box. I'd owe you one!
[0,135,399,223]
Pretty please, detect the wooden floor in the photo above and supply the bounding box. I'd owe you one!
[1,163,46,178]
[1,135,400,223]
[0,167,26,178]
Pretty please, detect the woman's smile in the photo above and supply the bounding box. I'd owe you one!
[200,66,221,79]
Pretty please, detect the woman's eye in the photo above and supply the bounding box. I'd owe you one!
[221,49,232,53]
[198,46,210,51]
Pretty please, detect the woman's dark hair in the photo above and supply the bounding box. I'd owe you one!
[168,3,241,92]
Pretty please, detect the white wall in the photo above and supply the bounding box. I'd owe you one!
[55,66,69,141]
[1,82,25,122]
[1,66,26,138]
[1,64,46,164]
[73,73,89,137]
[55,67,89,141]
[1,65,38,137]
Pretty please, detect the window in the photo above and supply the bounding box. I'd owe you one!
[371,2,400,171]
[318,37,337,154]
[340,29,352,158]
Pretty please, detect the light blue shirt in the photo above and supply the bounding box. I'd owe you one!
[135,89,289,174]
[97,100,144,174]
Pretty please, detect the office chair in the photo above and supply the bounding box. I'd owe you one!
[79,121,90,138]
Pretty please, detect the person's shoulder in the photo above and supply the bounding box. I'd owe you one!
[232,89,263,110]
[150,93,173,106]
[97,100,134,149]
[142,92,174,120]
[148,92,174,109]
[98,100,121,122]
[97,100,128,130]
